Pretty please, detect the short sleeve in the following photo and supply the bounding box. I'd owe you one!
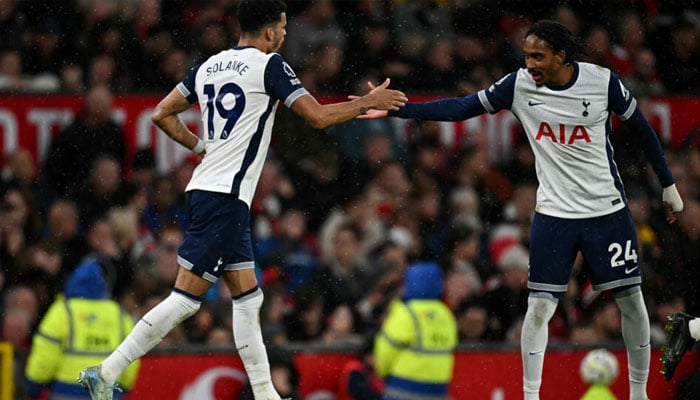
[264,54,308,108]
[608,73,637,120]
[176,64,202,104]
[478,72,517,113]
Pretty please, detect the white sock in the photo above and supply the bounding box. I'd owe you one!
[101,291,201,384]
[233,287,278,399]
[615,287,649,400]
[521,292,558,400]
[689,318,700,341]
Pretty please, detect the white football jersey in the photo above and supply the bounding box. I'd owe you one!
[177,46,308,206]
[478,62,636,218]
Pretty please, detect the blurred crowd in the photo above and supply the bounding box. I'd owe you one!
[1,0,700,381]
[0,0,699,96]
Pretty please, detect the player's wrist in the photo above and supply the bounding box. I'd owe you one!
[662,183,683,212]
[192,138,205,154]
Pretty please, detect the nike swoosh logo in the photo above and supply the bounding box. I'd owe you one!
[625,265,639,274]
[640,343,650,349]
[528,351,544,355]
[528,101,545,106]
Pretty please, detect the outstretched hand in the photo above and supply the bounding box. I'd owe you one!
[349,78,406,119]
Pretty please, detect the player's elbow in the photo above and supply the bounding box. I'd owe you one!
[306,115,329,129]
[150,108,165,127]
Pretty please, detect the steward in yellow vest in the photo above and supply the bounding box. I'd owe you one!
[374,262,457,400]
[25,259,139,399]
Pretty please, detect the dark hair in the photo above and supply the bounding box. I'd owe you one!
[238,0,286,34]
[525,20,580,64]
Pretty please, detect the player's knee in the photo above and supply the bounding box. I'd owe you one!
[170,290,202,319]
[526,292,559,325]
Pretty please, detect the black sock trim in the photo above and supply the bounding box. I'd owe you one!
[173,288,203,302]
[232,285,260,300]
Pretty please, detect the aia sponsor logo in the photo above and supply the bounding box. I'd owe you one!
[535,122,591,144]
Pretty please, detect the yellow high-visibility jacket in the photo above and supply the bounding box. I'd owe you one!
[374,298,457,400]
[25,296,139,398]
[581,384,618,400]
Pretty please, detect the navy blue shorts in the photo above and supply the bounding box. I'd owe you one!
[528,208,641,293]
[178,190,254,283]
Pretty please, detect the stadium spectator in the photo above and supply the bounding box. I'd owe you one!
[318,304,363,346]
[0,50,37,93]
[59,60,86,93]
[411,37,459,94]
[142,174,188,239]
[190,20,231,64]
[138,25,178,91]
[259,282,289,345]
[71,155,123,228]
[43,84,127,197]
[21,17,65,83]
[482,227,530,340]
[43,199,88,276]
[374,261,457,400]
[24,259,140,400]
[354,239,407,332]
[441,226,485,309]
[338,336,382,400]
[580,25,614,70]
[392,0,452,64]
[85,53,120,92]
[282,0,346,67]
[128,148,158,191]
[609,12,647,77]
[622,49,666,98]
[455,297,494,342]
[307,222,372,317]
[1,148,51,214]
[82,18,140,92]
[683,147,700,200]
[0,0,28,53]
[308,41,347,94]
[656,17,700,94]
[451,145,513,228]
[255,206,319,295]
[249,157,296,242]
[344,15,411,92]
[284,287,325,343]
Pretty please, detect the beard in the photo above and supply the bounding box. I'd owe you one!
[271,36,284,53]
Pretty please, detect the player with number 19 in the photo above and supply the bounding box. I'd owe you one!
[357,20,683,400]
[76,1,406,400]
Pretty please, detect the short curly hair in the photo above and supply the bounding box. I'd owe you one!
[237,0,287,34]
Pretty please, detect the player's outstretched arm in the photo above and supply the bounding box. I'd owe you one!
[290,78,406,129]
[152,88,206,155]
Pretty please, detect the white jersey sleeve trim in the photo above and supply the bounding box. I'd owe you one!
[477,90,496,114]
[619,97,637,121]
[284,88,310,108]
[176,82,190,98]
